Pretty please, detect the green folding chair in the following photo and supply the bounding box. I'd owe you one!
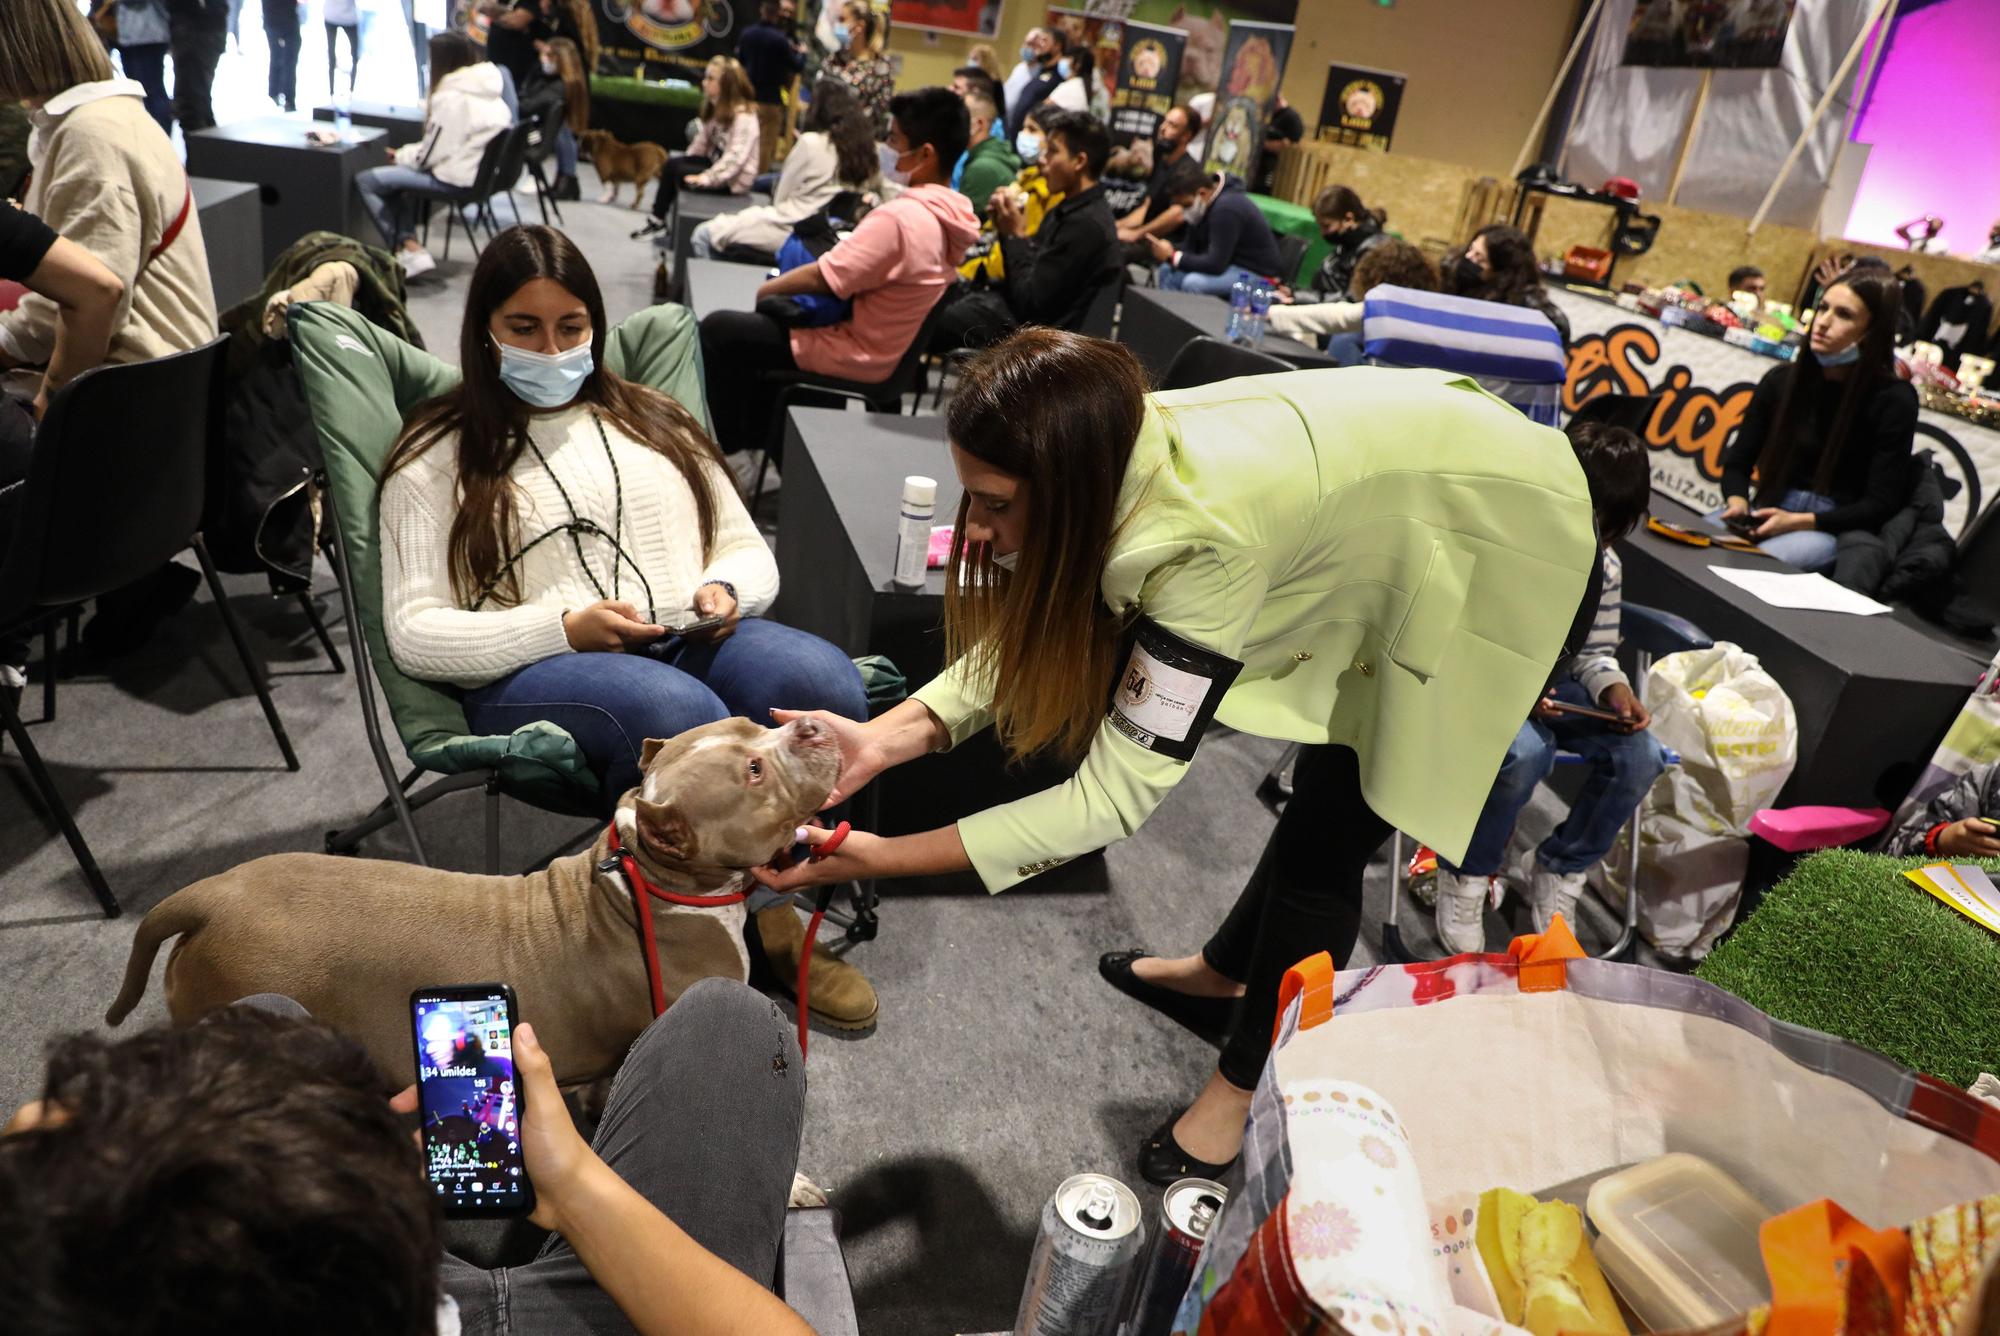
[288,299,713,869]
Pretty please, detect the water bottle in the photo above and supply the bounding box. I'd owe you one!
[1226,280,1249,343]
[891,475,936,590]
[1248,285,1272,348]
[332,91,352,136]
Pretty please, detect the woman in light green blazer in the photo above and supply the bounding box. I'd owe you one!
[761,329,1598,1182]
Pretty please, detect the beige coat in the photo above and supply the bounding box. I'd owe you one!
[0,80,217,368]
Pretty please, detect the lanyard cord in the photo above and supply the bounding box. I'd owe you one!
[469,412,659,622]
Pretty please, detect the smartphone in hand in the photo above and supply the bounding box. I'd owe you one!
[411,984,533,1217]
[665,612,727,636]
[1723,512,1762,539]
[1542,698,1628,725]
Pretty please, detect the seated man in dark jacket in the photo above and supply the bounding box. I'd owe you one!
[932,108,1120,351]
[1147,170,1284,296]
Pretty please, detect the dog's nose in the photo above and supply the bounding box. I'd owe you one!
[790,717,823,739]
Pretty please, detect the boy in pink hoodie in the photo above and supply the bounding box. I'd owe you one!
[699,86,980,456]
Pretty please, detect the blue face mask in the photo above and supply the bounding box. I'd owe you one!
[1057,58,1072,79]
[1818,342,1862,367]
[1015,129,1042,163]
[497,341,593,408]
[832,20,851,48]
[1019,41,1035,63]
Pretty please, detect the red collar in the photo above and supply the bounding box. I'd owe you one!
[602,821,751,1018]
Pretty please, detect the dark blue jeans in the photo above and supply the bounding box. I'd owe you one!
[462,617,867,809]
[1448,677,1667,876]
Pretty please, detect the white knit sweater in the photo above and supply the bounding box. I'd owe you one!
[380,404,778,688]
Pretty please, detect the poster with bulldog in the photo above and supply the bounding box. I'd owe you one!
[1108,21,1185,146]
[1199,18,1293,184]
[1315,61,1404,153]
[588,0,745,79]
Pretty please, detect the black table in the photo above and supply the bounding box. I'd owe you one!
[186,117,390,269]
[312,100,426,149]
[659,190,771,302]
[682,256,769,321]
[1617,498,1990,808]
[191,177,263,311]
[771,407,1075,835]
[1117,284,1336,380]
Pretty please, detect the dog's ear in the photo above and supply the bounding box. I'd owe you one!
[634,798,696,861]
[640,738,668,769]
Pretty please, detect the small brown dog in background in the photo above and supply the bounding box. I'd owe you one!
[580,129,668,208]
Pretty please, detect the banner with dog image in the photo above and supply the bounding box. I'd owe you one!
[1046,7,1127,106]
[1316,61,1404,153]
[588,0,746,80]
[1199,18,1293,184]
[1108,20,1185,145]
[1116,0,1296,99]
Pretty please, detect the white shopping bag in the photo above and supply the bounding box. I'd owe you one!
[1604,642,1796,958]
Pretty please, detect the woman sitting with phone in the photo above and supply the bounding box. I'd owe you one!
[378,224,867,807]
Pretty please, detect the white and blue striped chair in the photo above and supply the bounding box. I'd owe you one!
[1359,284,1568,425]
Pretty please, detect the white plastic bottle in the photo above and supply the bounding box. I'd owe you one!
[891,474,936,589]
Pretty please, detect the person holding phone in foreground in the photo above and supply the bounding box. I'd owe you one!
[1430,422,1666,954]
[0,982,812,1334]
[757,328,1601,1184]
[1884,760,2000,860]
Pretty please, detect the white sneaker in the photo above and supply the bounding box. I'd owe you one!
[1434,870,1493,955]
[398,248,437,280]
[1528,863,1588,933]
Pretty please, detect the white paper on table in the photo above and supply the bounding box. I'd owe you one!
[1706,565,1893,615]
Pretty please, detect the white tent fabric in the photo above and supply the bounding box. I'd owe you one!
[1560,0,1877,228]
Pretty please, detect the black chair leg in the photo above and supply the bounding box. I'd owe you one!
[191,536,300,772]
[2,690,118,917]
[40,615,55,722]
[296,591,344,673]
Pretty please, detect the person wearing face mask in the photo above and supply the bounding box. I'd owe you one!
[955,87,1021,224]
[826,0,894,138]
[737,0,807,175]
[1148,169,1284,297]
[1003,26,1051,114]
[378,224,877,1026]
[1005,26,1067,139]
[1114,103,1202,266]
[699,87,980,455]
[1449,223,1570,345]
[515,35,589,201]
[353,32,511,280]
[1044,44,1093,114]
[955,106,1062,286]
[932,108,1120,352]
[1716,268,1917,572]
[754,327,1599,1185]
[1282,184,1387,304]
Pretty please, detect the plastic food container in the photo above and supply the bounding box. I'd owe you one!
[1585,1153,1771,1332]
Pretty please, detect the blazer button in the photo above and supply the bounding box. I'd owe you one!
[1354,659,1374,677]
[1292,650,1312,662]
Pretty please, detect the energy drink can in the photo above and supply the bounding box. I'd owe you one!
[1013,1172,1145,1336]
[1124,1178,1228,1336]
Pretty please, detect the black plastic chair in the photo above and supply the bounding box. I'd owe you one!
[749,293,955,511]
[1955,492,2000,595]
[1159,335,1292,390]
[1275,232,1310,288]
[1077,269,1126,339]
[0,338,299,916]
[521,97,568,227]
[413,122,533,260]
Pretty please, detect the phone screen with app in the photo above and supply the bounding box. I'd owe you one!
[411,985,533,1216]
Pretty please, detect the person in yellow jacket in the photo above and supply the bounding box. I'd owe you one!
[956,109,1063,285]
[759,329,1598,1183]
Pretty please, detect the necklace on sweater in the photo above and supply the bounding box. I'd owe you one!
[469,410,659,622]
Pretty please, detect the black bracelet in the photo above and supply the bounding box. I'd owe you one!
[701,580,737,606]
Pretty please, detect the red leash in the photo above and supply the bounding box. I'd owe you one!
[602,820,850,1061]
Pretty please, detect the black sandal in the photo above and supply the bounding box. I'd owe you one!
[1098,950,1238,1046]
[1138,1106,1240,1187]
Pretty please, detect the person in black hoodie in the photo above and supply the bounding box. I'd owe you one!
[1148,170,1284,296]
[931,108,1120,351]
[1717,268,1917,573]
[1920,281,1991,369]
[1286,183,1387,303]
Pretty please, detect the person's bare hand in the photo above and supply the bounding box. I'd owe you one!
[510,1022,601,1233]
[1599,681,1651,734]
[756,824,882,893]
[682,582,740,642]
[1751,507,1815,539]
[563,599,666,652]
[1532,690,1562,722]
[1272,283,1295,304]
[1722,496,1750,519]
[769,707,879,807]
[1938,818,2000,859]
[1147,234,1174,263]
[680,175,699,188]
[989,188,1024,237]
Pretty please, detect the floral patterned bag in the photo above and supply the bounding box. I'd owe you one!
[1174,926,2000,1335]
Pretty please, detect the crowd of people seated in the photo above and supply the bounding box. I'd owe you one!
[0,0,1974,1327]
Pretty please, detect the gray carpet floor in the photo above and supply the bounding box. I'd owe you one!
[0,170,1644,1334]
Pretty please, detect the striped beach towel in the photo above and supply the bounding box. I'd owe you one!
[1361,284,1568,424]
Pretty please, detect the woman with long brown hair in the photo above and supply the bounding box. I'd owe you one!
[1716,266,1915,571]
[759,328,1600,1184]
[633,55,761,238]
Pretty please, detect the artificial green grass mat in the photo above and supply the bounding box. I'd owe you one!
[589,75,702,108]
[1695,849,2000,1089]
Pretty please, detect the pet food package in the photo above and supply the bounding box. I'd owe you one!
[1173,935,2000,1334]
[1601,642,1797,958]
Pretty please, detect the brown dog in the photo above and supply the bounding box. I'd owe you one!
[579,129,669,209]
[104,717,840,1088]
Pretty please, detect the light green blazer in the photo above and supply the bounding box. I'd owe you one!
[913,366,1599,892]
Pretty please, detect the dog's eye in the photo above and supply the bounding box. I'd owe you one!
[747,757,762,782]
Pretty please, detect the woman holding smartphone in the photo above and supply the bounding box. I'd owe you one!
[1717,268,1916,572]
[378,224,866,808]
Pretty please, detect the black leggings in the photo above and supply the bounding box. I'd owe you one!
[697,309,798,455]
[326,20,358,94]
[650,153,720,220]
[1202,743,1391,1089]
